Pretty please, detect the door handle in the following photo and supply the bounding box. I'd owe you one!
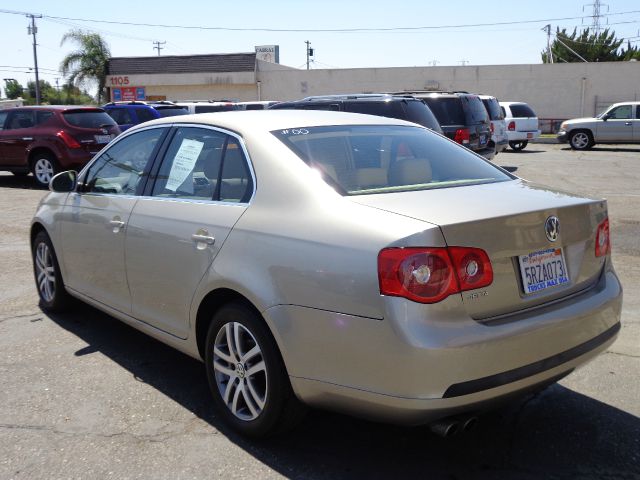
[109,219,125,233]
[191,234,215,245]
[22,137,34,141]
[625,122,632,126]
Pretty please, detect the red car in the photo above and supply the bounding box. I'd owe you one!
[0,106,121,187]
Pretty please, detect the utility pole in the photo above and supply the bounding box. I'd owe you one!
[543,24,554,63]
[153,41,166,56]
[305,41,314,70]
[26,13,42,105]
[459,59,469,66]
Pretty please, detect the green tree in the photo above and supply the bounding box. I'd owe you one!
[60,29,111,103]
[3,79,24,99]
[542,28,628,63]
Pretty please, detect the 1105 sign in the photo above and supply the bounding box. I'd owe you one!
[109,76,130,86]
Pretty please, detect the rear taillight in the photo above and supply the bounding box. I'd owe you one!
[595,218,610,257]
[378,247,493,304]
[56,130,81,149]
[453,128,470,144]
[508,121,516,131]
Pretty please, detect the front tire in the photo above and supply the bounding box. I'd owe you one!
[31,153,58,188]
[205,303,305,437]
[569,130,593,150]
[32,230,71,312]
[509,140,528,151]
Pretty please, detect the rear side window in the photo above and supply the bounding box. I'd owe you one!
[63,110,117,128]
[0,111,8,130]
[273,125,512,195]
[6,111,35,130]
[509,104,536,118]
[106,108,133,125]
[422,98,465,125]
[481,98,503,120]
[135,107,157,123]
[35,111,54,125]
[155,107,189,117]
[461,96,489,124]
[151,127,253,202]
[402,100,442,132]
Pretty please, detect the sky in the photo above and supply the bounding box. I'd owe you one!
[1,0,640,96]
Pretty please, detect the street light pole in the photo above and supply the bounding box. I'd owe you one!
[27,13,42,105]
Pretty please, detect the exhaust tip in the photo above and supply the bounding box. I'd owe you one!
[430,420,460,438]
[462,416,478,432]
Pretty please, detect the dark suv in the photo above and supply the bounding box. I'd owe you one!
[399,92,494,160]
[0,106,120,187]
[269,94,443,133]
[103,101,188,131]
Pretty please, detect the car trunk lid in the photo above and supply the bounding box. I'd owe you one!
[351,179,608,319]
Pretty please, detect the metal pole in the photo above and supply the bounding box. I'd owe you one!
[305,40,310,70]
[28,14,42,104]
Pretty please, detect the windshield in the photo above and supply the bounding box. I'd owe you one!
[273,125,512,195]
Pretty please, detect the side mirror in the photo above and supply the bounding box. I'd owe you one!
[601,114,609,121]
[49,170,78,193]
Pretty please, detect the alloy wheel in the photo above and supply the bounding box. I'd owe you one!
[35,242,56,302]
[34,158,54,185]
[213,322,268,421]
[570,132,591,150]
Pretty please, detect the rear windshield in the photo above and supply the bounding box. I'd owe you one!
[509,104,536,118]
[481,98,503,120]
[272,125,511,195]
[63,110,117,128]
[421,97,465,125]
[155,107,189,117]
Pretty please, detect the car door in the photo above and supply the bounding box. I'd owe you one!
[634,105,640,142]
[0,109,35,167]
[58,127,168,313]
[125,126,253,338]
[597,104,634,142]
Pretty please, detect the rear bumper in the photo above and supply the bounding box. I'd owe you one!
[267,268,622,425]
[506,130,541,142]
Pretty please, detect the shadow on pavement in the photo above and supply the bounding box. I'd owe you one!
[501,149,545,154]
[47,304,640,479]
[0,173,42,190]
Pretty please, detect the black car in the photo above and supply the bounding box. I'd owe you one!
[269,94,443,133]
[396,92,494,160]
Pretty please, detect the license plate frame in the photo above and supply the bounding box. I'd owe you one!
[94,134,111,144]
[518,247,569,295]
[526,132,534,139]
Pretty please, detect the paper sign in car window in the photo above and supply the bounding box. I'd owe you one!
[165,138,204,192]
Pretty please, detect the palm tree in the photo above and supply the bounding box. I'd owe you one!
[60,30,111,103]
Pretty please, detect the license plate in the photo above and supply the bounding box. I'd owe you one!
[95,135,111,144]
[518,248,568,294]
[527,132,533,139]
[480,134,487,145]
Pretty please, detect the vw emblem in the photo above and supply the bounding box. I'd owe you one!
[545,216,560,242]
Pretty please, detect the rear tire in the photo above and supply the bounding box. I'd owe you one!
[509,140,528,151]
[205,302,306,438]
[31,153,58,188]
[32,230,71,312]
[569,130,593,150]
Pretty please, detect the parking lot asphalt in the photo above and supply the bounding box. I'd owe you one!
[0,143,639,480]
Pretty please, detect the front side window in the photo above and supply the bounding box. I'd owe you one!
[84,128,165,195]
[273,125,512,195]
[607,105,632,120]
[151,127,253,202]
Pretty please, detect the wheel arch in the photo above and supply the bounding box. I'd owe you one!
[30,222,48,253]
[194,288,266,361]
[28,147,58,168]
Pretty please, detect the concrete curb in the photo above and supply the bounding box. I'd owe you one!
[531,137,559,144]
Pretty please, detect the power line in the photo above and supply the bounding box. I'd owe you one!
[1,8,640,33]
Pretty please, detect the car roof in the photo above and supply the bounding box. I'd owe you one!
[3,105,104,111]
[296,94,420,102]
[499,101,531,106]
[130,109,420,133]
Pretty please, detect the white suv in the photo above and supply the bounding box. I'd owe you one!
[500,102,541,151]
